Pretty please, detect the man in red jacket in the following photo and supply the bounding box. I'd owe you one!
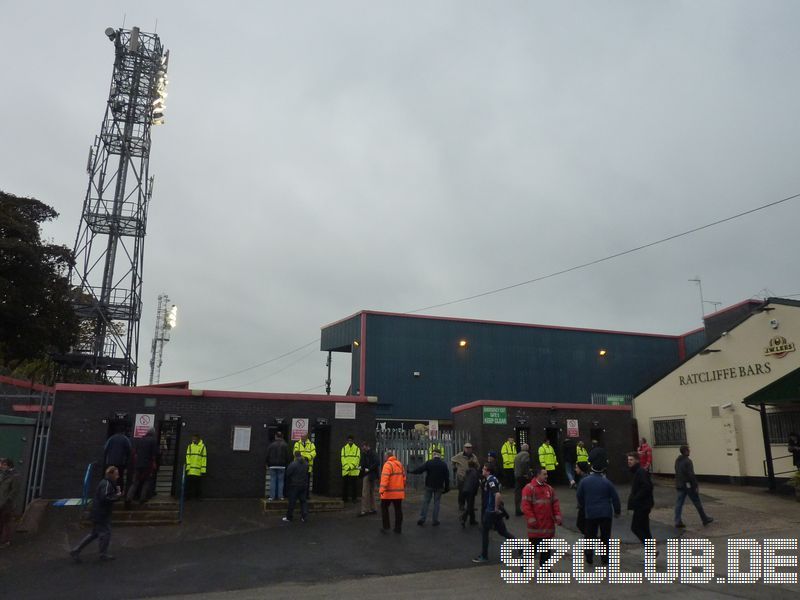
[638,438,653,472]
[521,466,562,567]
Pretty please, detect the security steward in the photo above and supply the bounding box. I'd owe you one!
[379,450,406,534]
[427,439,445,461]
[576,440,589,464]
[341,435,361,503]
[501,435,517,488]
[293,433,317,498]
[538,438,558,480]
[185,433,207,500]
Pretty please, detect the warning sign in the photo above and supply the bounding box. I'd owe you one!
[566,419,579,438]
[134,414,155,438]
[291,418,309,441]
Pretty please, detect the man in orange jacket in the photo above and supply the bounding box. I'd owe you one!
[379,450,406,534]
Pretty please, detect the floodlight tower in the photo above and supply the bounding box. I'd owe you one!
[62,26,169,385]
[148,294,177,385]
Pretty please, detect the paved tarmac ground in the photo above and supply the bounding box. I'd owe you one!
[2,478,800,600]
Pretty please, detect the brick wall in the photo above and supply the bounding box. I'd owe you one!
[453,403,635,483]
[43,388,376,499]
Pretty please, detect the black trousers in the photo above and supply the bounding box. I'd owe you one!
[529,538,553,566]
[583,517,612,563]
[186,475,203,499]
[481,511,514,559]
[381,498,403,532]
[286,486,308,520]
[342,476,358,502]
[631,508,652,544]
[503,468,516,490]
[459,490,477,524]
[73,520,112,556]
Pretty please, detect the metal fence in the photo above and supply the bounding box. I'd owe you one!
[375,429,472,490]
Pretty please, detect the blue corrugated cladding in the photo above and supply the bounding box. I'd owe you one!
[363,314,684,420]
[683,329,707,357]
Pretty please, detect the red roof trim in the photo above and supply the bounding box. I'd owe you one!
[54,382,371,403]
[451,399,632,414]
[320,311,364,330]
[55,383,191,396]
[325,310,681,339]
[201,390,372,403]
[148,381,190,389]
[0,375,54,393]
[702,299,763,321]
[12,404,53,413]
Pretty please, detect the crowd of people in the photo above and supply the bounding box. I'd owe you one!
[75,426,800,566]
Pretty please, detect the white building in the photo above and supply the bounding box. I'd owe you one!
[634,298,800,488]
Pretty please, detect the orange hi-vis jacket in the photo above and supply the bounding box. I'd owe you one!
[379,456,406,500]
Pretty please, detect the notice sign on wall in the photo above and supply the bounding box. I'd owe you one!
[232,426,251,451]
[335,402,356,420]
[134,414,155,438]
[482,406,507,425]
[291,418,309,440]
[566,419,580,438]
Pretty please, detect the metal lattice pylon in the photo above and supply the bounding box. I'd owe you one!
[59,27,169,385]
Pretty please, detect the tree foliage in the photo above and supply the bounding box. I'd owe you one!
[0,190,80,377]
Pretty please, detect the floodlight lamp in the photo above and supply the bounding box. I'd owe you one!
[458,340,468,348]
[104,27,116,41]
[166,305,178,328]
[598,349,608,356]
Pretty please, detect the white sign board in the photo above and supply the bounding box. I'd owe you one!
[232,426,251,451]
[428,420,439,438]
[291,418,309,440]
[335,402,356,420]
[134,414,155,438]
[566,419,580,438]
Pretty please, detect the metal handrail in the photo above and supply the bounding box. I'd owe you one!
[178,463,186,523]
[81,462,96,507]
[762,454,798,477]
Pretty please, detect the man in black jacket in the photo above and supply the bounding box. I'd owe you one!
[627,452,654,545]
[266,432,291,501]
[358,442,380,516]
[411,449,450,526]
[282,452,309,523]
[674,445,713,528]
[126,428,158,506]
[70,466,122,562]
[103,428,131,494]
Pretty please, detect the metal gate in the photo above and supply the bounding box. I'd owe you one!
[0,384,55,506]
[375,429,472,490]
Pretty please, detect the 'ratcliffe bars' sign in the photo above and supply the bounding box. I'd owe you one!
[764,336,796,359]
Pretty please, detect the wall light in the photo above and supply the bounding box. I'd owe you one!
[458,340,468,348]
[352,340,360,348]
[598,349,607,357]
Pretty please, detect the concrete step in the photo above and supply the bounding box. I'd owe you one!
[261,497,345,514]
[82,499,180,526]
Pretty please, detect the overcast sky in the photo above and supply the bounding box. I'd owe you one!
[2,1,799,394]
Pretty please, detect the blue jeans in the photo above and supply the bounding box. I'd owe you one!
[564,462,576,484]
[269,467,285,500]
[674,487,710,524]
[419,488,443,523]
